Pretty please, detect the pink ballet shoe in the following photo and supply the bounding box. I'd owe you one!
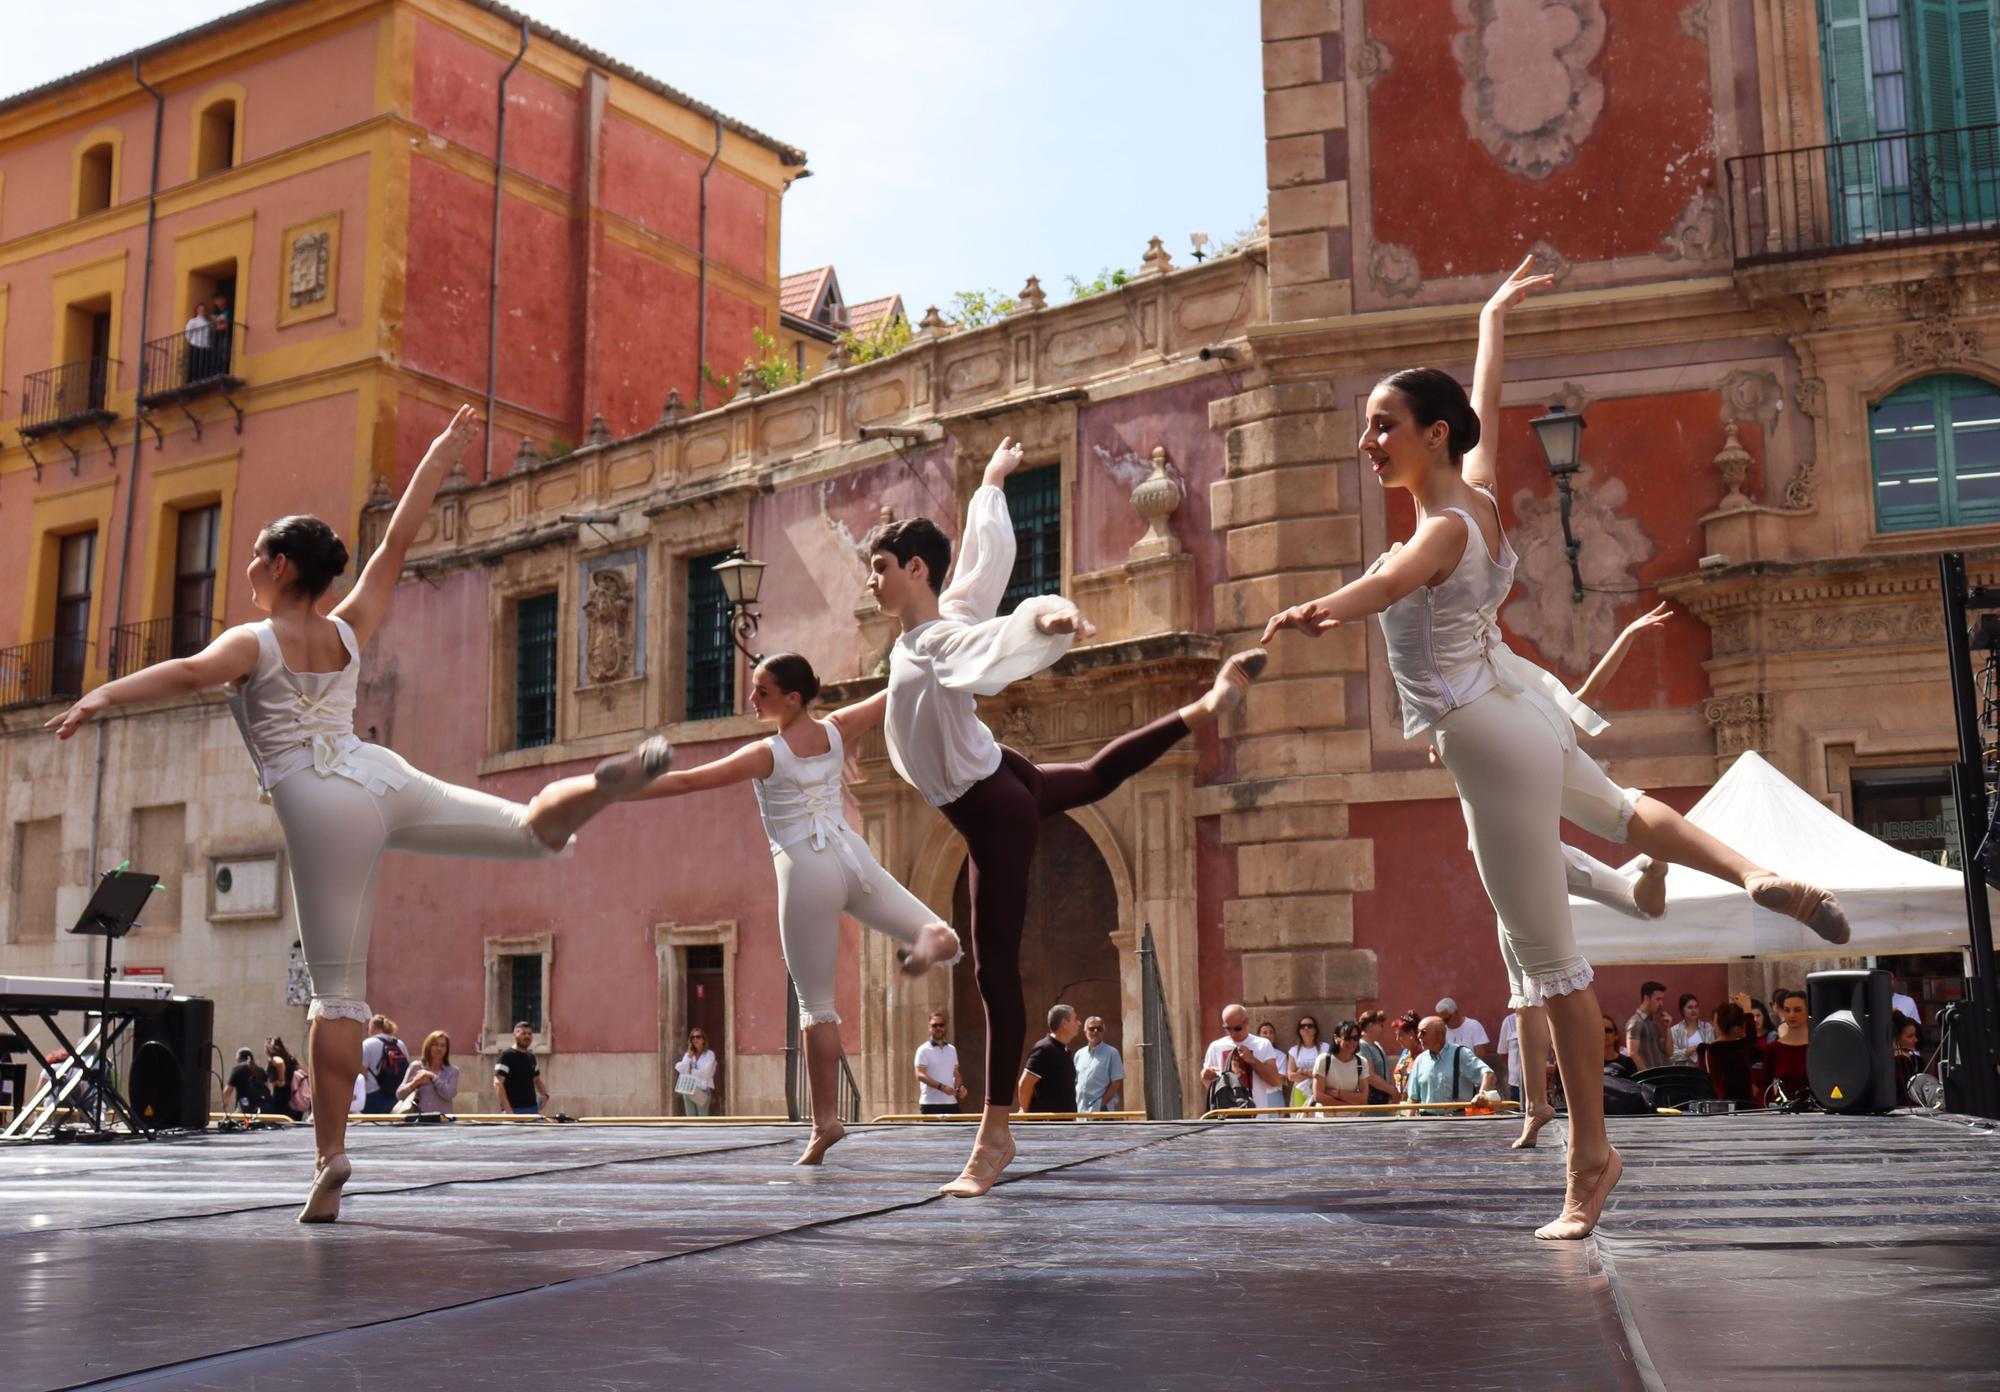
[1511,1102,1556,1150]
[1534,1146,1622,1240]
[594,735,674,797]
[939,1132,1016,1198]
[1746,874,1850,945]
[298,1151,351,1224]
[1210,648,1269,716]
[1633,858,1669,920]
[897,923,964,976]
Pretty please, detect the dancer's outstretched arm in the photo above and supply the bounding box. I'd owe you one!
[825,689,888,742]
[1463,255,1555,496]
[333,404,480,650]
[1258,512,1470,641]
[45,626,261,740]
[1572,602,1671,713]
[628,741,774,802]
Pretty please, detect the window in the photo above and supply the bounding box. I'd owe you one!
[194,100,236,178]
[11,818,61,944]
[1000,465,1062,614]
[172,505,219,657]
[53,530,96,698]
[505,952,544,1031]
[76,141,114,215]
[514,592,558,749]
[685,550,735,721]
[1871,374,2000,530]
[185,262,238,379]
[131,805,186,933]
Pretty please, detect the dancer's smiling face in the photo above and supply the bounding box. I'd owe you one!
[1359,384,1451,492]
[747,664,802,723]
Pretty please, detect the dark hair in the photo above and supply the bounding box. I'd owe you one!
[1377,367,1481,461]
[1358,1009,1385,1028]
[1892,1010,1916,1036]
[260,515,349,599]
[1678,992,1699,1012]
[1393,1010,1420,1032]
[1714,1002,1745,1034]
[1749,999,1771,1031]
[1640,980,1665,999]
[512,1020,535,1032]
[870,516,951,593]
[1769,988,1791,1008]
[757,652,820,704]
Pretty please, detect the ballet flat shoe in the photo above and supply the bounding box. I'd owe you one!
[298,1152,351,1224]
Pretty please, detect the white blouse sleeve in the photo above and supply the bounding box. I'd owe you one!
[922,596,1075,696]
[938,485,1017,625]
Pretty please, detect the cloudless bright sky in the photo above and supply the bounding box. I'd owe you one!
[0,1,1268,317]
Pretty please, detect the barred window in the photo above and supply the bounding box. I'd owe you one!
[685,551,736,721]
[1871,373,2000,531]
[506,952,544,1031]
[514,592,558,749]
[1000,465,1062,615]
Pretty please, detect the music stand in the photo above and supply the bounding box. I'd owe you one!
[64,869,157,1134]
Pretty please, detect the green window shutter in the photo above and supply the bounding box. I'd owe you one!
[1942,374,2000,526]
[1956,0,1999,186]
[1871,374,2000,532]
[1822,0,1881,238]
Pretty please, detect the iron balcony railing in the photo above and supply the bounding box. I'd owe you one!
[0,637,89,709]
[109,614,222,678]
[138,321,245,405]
[1727,122,2000,266]
[19,358,117,436]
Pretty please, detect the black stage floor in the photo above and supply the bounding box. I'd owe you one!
[4,1111,1995,1390]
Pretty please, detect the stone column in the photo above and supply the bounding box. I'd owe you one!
[1262,0,1352,322]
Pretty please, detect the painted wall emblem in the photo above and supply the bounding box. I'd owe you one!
[288,231,330,309]
[578,549,647,687]
[1451,0,1607,181]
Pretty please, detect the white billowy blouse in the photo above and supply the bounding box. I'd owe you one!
[884,484,1075,806]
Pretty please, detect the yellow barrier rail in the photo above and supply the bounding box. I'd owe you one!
[1198,1100,1521,1120]
[869,1110,1145,1123]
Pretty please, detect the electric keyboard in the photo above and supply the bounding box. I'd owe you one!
[0,975,177,1014]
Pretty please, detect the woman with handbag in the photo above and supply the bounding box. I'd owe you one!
[675,1028,718,1116]
[394,1031,460,1115]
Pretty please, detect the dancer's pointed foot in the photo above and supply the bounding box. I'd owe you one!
[593,735,674,798]
[1534,1146,1623,1240]
[298,1151,351,1224]
[897,923,963,977]
[1189,647,1268,725]
[939,1133,1016,1198]
[795,1120,846,1166]
[1511,1102,1557,1150]
[1746,873,1850,945]
[1633,857,1669,920]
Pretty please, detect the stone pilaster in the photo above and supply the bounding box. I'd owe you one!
[1261,0,1351,324]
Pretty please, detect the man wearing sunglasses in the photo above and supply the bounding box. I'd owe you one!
[1200,1003,1286,1117]
[1073,1016,1124,1112]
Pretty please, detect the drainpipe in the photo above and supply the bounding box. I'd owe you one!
[81,57,165,980]
[694,116,723,409]
[483,18,530,481]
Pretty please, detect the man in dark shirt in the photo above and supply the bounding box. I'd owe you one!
[1017,1003,1081,1114]
[494,1020,549,1115]
[223,1047,270,1114]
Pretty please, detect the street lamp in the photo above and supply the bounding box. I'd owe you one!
[711,546,765,664]
[1529,403,1588,604]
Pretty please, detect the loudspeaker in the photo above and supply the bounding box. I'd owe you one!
[1806,969,1896,1114]
[129,996,213,1131]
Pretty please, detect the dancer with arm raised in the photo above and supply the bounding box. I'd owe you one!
[1259,258,1847,1238]
[869,437,1266,1196]
[47,405,671,1223]
[625,653,960,1165]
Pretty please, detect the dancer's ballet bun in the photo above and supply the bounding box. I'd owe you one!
[261,515,351,598]
[1377,367,1481,462]
[758,652,820,704]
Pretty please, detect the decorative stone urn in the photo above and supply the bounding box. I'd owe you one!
[1130,445,1182,560]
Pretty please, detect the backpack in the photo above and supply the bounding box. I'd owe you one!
[291,1068,312,1114]
[371,1036,410,1095]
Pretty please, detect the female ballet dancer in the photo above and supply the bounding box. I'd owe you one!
[625,651,961,1164]
[869,437,1266,1196]
[47,405,670,1222]
[1258,258,1848,1238]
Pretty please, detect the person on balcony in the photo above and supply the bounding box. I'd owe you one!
[182,301,212,383]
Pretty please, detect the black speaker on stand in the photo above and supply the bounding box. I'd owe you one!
[129,996,213,1131]
[1807,969,1897,1113]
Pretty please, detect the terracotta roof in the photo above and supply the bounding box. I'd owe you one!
[844,295,905,339]
[0,0,807,165]
[780,267,835,321]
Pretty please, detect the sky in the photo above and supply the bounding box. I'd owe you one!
[0,1,1269,316]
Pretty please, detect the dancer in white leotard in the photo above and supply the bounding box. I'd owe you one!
[1260,258,1848,1238]
[48,406,670,1222]
[626,652,960,1165]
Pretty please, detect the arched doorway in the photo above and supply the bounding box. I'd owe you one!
[949,813,1122,1105]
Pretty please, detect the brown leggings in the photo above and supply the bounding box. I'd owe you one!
[940,712,1190,1106]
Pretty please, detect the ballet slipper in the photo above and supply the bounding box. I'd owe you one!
[1746,874,1850,945]
[939,1131,1016,1198]
[297,1151,351,1224]
[593,735,675,797]
[1632,858,1669,920]
[795,1120,846,1166]
[1511,1102,1557,1150]
[1208,647,1269,716]
[897,923,964,976]
[1534,1146,1623,1241]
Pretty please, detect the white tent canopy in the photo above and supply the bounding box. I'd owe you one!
[1571,750,1989,963]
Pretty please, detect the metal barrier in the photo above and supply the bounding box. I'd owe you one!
[110,614,221,677]
[20,357,117,435]
[0,637,89,709]
[1198,1100,1520,1120]
[784,976,862,1124]
[869,1110,1146,1123]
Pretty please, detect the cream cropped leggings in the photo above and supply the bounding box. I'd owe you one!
[1432,687,1641,1008]
[268,749,563,1017]
[773,831,941,1027]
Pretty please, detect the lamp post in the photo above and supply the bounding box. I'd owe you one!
[711,547,765,664]
[1529,403,1587,603]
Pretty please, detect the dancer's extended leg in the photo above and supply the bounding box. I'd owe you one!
[300,1014,361,1222]
[525,735,674,848]
[796,1023,846,1165]
[1624,796,1848,943]
[1536,986,1621,1240]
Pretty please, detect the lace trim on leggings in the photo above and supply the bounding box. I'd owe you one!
[307,996,372,1024]
[1508,960,1596,1010]
[1611,786,1643,843]
[798,1006,842,1028]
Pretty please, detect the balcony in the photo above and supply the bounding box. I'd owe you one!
[1726,122,2000,266]
[0,638,89,710]
[19,357,117,438]
[138,321,246,441]
[109,614,222,679]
